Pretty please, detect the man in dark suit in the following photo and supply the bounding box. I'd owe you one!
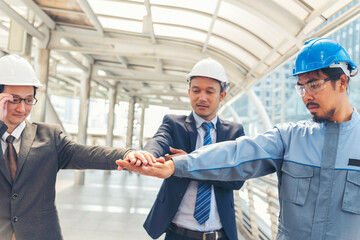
[142,58,245,240]
[0,54,152,240]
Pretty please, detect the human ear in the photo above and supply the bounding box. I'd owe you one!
[220,91,226,101]
[338,74,348,92]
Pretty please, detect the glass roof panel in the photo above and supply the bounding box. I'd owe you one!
[264,51,282,66]
[278,40,296,55]
[218,1,283,48]
[150,0,218,14]
[99,17,143,33]
[208,36,257,69]
[88,0,146,20]
[273,0,309,20]
[302,17,323,35]
[322,0,354,18]
[152,6,211,31]
[153,24,206,43]
[213,20,270,60]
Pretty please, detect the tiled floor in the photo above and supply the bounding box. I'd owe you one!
[56,170,164,240]
[55,170,246,240]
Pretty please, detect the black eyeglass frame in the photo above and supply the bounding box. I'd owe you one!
[8,96,38,105]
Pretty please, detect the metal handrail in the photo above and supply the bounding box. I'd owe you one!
[235,174,279,240]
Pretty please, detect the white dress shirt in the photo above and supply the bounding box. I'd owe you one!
[172,112,222,231]
[1,121,25,156]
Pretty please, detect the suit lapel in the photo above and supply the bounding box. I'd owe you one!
[0,146,12,184]
[0,121,12,184]
[216,118,226,143]
[16,120,37,180]
[185,113,197,151]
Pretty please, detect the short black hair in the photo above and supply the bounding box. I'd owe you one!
[320,67,349,89]
[0,85,37,96]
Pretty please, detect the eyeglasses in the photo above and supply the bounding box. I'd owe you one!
[294,77,337,97]
[9,96,38,105]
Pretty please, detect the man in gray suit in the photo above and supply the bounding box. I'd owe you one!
[0,54,155,240]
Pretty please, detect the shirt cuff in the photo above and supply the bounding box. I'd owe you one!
[172,154,189,178]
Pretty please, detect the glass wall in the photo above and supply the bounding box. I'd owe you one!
[227,2,360,136]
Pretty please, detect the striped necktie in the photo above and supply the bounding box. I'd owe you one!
[194,121,213,224]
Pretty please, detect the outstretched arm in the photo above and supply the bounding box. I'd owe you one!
[116,158,175,179]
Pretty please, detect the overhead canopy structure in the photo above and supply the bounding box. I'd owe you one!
[0,0,359,110]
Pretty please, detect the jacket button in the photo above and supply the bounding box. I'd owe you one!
[12,193,18,200]
[12,216,18,223]
[178,193,183,198]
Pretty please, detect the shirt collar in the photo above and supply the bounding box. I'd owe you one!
[319,108,360,131]
[2,121,26,142]
[192,111,218,130]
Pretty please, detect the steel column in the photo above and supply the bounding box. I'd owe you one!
[126,97,135,148]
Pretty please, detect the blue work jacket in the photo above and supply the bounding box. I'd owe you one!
[173,109,360,240]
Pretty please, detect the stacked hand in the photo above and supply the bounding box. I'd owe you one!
[116,147,187,179]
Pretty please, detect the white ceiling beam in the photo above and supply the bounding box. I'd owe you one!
[19,0,56,30]
[224,0,303,41]
[0,0,45,40]
[202,0,222,53]
[41,6,86,16]
[117,56,129,68]
[58,52,89,72]
[93,73,185,83]
[304,0,339,23]
[0,21,8,31]
[76,0,104,36]
[155,58,163,73]
[134,99,190,110]
[50,26,256,72]
[117,89,188,97]
[49,30,246,79]
[144,0,156,44]
[311,2,360,38]
[50,74,80,87]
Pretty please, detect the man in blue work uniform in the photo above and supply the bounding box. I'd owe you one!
[142,58,245,240]
[117,38,360,240]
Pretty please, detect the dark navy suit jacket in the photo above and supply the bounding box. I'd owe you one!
[143,113,245,240]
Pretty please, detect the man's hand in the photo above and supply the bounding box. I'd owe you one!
[120,150,156,171]
[164,147,187,161]
[115,159,175,179]
[0,94,13,121]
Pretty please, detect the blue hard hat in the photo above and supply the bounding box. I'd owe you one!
[291,38,357,77]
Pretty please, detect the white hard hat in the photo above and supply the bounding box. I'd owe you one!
[187,58,229,91]
[0,54,42,87]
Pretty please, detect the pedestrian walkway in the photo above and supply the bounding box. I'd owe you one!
[56,170,246,240]
[56,170,163,240]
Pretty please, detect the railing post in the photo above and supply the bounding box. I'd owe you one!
[247,180,260,240]
[266,187,278,239]
[234,190,246,238]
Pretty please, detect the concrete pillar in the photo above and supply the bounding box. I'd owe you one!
[106,86,117,147]
[126,97,135,148]
[31,48,50,122]
[75,62,92,185]
[139,105,146,149]
[104,86,117,175]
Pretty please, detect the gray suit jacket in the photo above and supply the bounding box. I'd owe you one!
[0,120,130,240]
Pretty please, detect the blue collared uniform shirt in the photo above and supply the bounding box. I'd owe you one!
[173,109,360,240]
